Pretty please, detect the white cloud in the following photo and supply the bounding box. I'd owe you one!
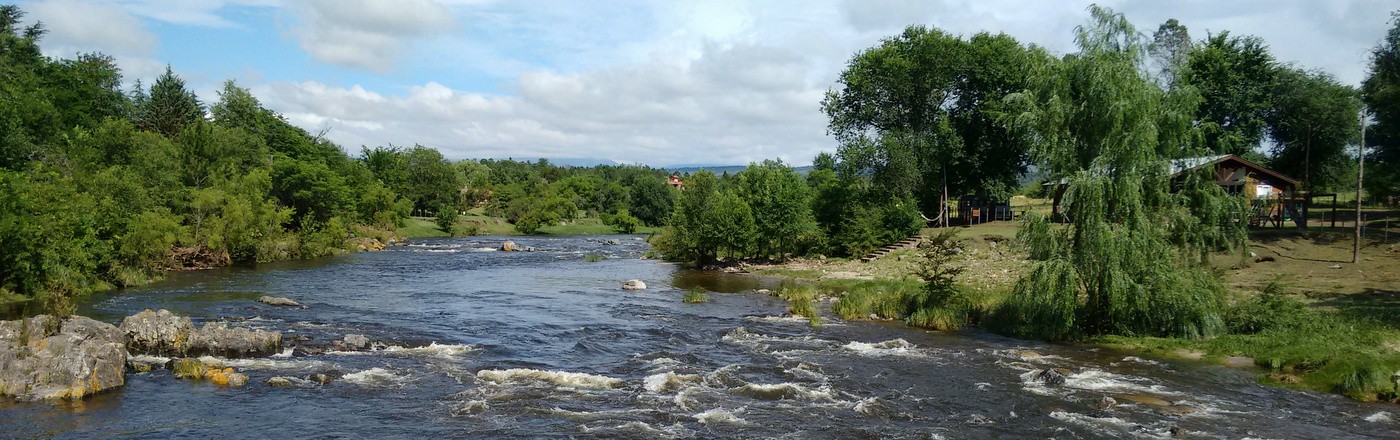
[255,40,831,165]
[290,0,458,72]
[26,0,157,55]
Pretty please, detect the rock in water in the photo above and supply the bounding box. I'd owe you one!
[622,279,647,290]
[1032,368,1069,386]
[258,295,301,307]
[188,322,281,357]
[499,240,520,252]
[1093,396,1117,410]
[0,315,129,400]
[267,376,296,387]
[119,309,195,356]
[119,309,280,358]
[337,334,370,351]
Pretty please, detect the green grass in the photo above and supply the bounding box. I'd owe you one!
[1097,285,1400,403]
[583,253,606,262]
[776,280,822,326]
[398,217,451,239]
[682,289,710,303]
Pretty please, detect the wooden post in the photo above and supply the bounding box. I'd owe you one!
[1354,112,1365,264]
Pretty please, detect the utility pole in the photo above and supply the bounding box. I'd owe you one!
[1354,111,1366,264]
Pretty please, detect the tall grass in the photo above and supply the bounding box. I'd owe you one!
[682,289,710,303]
[776,280,821,326]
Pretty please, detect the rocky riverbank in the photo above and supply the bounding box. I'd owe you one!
[0,309,282,401]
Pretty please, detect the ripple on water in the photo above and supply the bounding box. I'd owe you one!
[475,368,624,390]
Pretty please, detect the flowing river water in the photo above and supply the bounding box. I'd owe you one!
[1,235,1394,439]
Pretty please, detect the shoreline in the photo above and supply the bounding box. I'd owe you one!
[739,224,1400,404]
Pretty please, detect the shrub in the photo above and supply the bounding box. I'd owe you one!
[682,289,710,303]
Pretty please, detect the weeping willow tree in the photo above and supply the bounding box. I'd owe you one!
[995,6,1247,340]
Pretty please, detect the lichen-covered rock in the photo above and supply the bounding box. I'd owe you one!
[188,322,281,357]
[0,315,128,400]
[119,309,195,356]
[119,310,280,358]
[170,358,210,380]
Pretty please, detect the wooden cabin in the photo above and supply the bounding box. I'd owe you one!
[1168,154,1298,198]
[1047,154,1307,227]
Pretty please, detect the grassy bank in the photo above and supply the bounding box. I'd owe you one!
[750,222,1400,403]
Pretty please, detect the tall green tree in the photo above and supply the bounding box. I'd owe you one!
[999,5,1242,340]
[823,27,1037,213]
[1148,19,1192,87]
[736,159,816,258]
[137,66,202,138]
[1267,67,1361,192]
[1184,32,1277,157]
[1362,11,1400,200]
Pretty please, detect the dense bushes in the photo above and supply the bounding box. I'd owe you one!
[0,6,411,308]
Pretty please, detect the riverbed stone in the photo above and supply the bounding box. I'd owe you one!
[622,279,647,290]
[258,295,301,307]
[267,376,296,387]
[336,334,370,351]
[188,322,281,357]
[499,241,520,252]
[1031,368,1069,386]
[119,309,195,356]
[0,315,129,400]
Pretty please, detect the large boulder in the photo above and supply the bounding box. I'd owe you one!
[0,315,128,400]
[118,309,280,357]
[119,309,195,356]
[188,322,281,357]
[499,240,521,252]
[622,279,647,290]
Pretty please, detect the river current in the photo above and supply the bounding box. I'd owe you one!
[1,235,1394,439]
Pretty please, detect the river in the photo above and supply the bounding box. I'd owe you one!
[1,235,1394,438]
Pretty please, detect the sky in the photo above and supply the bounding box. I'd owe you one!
[15,0,1398,166]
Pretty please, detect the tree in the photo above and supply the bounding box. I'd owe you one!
[1267,67,1361,192]
[823,27,1037,214]
[998,5,1242,340]
[1184,32,1277,157]
[628,176,674,226]
[137,66,202,138]
[1148,19,1192,87]
[736,159,816,258]
[1362,11,1400,200]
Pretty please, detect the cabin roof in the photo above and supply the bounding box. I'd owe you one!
[1169,154,1299,187]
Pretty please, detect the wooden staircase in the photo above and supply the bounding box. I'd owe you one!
[860,235,923,263]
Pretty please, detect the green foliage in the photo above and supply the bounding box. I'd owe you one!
[1362,11,1400,200]
[600,209,641,234]
[823,26,1038,211]
[434,204,457,233]
[0,5,406,309]
[1267,67,1362,192]
[136,66,202,138]
[582,253,605,263]
[996,5,1239,341]
[903,230,971,330]
[776,280,820,325]
[682,289,710,304]
[1184,31,1278,156]
[736,159,817,258]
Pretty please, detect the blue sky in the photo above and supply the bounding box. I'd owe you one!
[16,0,1398,166]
